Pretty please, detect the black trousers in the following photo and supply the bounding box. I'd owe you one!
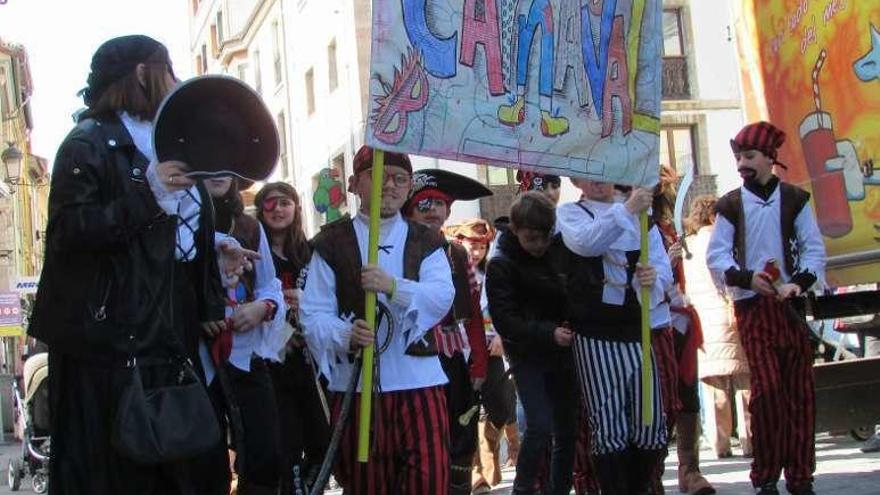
[48,353,198,495]
[268,348,330,494]
[190,356,282,494]
[440,353,478,494]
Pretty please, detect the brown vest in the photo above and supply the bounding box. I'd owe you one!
[446,242,475,322]
[310,216,447,322]
[715,181,810,276]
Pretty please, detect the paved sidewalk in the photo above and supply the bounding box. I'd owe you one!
[0,433,874,493]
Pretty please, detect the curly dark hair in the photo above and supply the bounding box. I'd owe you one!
[685,194,717,235]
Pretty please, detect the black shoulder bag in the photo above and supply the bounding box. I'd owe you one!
[110,265,221,465]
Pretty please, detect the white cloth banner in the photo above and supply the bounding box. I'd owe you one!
[365,0,662,186]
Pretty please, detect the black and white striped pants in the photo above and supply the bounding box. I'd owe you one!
[573,335,667,455]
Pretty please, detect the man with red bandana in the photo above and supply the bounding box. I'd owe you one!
[707,122,825,495]
[300,147,455,494]
[403,168,491,495]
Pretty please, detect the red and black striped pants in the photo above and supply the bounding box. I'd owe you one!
[332,386,449,495]
[652,326,681,430]
[735,296,815,491]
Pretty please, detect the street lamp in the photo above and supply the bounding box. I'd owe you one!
[0,142,22,186]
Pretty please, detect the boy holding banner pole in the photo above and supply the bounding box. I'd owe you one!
[300,146,455,494]
[558,179,671,494]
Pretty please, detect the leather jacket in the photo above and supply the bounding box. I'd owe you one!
[29,112,225,360]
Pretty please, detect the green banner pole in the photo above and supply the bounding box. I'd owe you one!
[640,210,654,426]
[357,149,385,463]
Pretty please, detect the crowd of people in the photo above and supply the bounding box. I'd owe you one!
[31,35,832,495]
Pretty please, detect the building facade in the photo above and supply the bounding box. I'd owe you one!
[0,39,49,380]
[660,0,747,200]
[188,0,297,204]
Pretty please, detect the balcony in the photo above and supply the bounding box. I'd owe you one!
[662,56,691,100]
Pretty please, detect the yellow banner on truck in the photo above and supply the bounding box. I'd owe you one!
[736,0,880,286]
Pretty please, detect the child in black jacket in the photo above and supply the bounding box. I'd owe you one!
[486,191,576,495]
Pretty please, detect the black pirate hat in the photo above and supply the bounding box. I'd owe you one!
[403,168,492,214]
[153,75,279,181]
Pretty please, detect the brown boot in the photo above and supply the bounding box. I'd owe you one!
[503,422,520,467]
[676,412,716,495]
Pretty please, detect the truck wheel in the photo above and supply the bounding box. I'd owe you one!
[851,426,874,441]
[7,458,22,491]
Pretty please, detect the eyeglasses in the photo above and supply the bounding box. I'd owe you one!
[361,170,412,187]
[261,197,296,212]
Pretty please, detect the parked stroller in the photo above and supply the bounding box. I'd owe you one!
[8,352,50,493]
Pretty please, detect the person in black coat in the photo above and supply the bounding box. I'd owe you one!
[486,192,576,495]
[28,36,226,495]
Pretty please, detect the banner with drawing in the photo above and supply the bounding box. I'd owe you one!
[364,0,663,186]
[739,0,880,285]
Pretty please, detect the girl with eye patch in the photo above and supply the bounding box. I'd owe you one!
[255,182,330,495]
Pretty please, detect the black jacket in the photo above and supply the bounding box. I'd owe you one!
[485,231,569,365]
[28,113,225,360]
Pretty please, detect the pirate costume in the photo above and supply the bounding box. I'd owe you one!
[403,170,492,495]
[707,122,825,495]
[558,195,671,494]
[300,149,456,495]
[192,184,287,495]
[450,221,519,492]
[255,184,330,495]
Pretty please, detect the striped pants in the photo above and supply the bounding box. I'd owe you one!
[652,327,681,430]
[735,296,815,491]
[573,336,667,455]
[333,386,449,495]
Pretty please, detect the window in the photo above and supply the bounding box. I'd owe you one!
[195,55,203,76]
[216,11,224,43]
[254,49,262,94]
[272,21,283,85]
[659,126,697,176]
[237,63,248,83]
[210,25,219,58]
[479,165,515,186]
[661,9,689,99]
[305,68,315,114]
[328,39,338,91]
[277,112,288,172]
[199,44,208,74]
[191,0,200,15]
[662,9,684,57]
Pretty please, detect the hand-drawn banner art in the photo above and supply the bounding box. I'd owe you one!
[365,0,663,187]
[737,0,880,286]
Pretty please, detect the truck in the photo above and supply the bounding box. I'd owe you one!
[732,0,880,439]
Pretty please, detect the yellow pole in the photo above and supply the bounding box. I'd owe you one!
[357,149,385,462]
[640,211,653,425]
